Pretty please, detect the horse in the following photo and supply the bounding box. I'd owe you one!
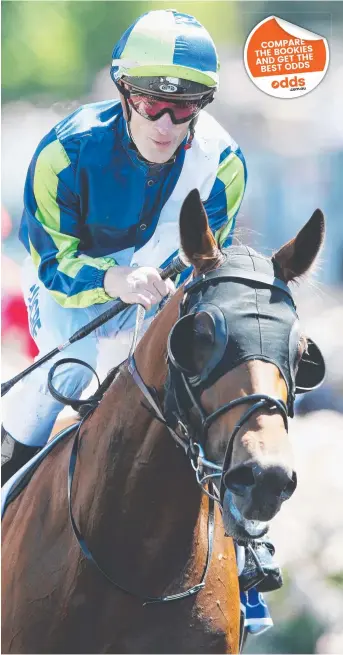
[1,189,325,654]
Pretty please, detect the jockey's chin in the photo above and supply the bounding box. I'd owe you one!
[130,110,191,164]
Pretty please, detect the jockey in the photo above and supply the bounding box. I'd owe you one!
[1,9,280,592]
[3,8,246,471]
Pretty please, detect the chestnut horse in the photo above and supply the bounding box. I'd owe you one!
[2,190,325,654]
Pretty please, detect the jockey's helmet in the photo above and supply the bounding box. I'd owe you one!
[110,9,219,118]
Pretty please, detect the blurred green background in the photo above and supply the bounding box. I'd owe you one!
[2,2,343,653]
[2,0,239,101]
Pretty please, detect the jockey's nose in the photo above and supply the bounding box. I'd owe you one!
[224,461,297,521]
[154,112,174,134]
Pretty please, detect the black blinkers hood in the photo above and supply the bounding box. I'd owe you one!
[167,247,325,408]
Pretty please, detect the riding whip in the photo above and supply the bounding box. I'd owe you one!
[1,255,188,397]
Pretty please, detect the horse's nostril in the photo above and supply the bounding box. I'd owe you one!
[224,464,255,496]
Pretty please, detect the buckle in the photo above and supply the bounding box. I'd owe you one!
[188,441,204,473]
[238,541,283,593]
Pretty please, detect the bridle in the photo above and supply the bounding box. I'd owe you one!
[58,266,295,607]
[130,267,292,506]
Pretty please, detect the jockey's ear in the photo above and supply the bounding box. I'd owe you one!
[179,189,221,274]
[273,209,325,282]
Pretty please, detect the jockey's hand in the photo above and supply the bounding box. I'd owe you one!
[104,265,176,310]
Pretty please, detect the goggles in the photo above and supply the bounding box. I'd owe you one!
[126,88,213,125]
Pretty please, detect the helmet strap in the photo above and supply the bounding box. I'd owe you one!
[184,116,198,151]
[116,81,132,122]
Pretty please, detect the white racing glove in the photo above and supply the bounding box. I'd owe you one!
[104,265,176,310]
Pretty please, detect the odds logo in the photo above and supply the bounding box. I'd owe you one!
[244,16,329,98]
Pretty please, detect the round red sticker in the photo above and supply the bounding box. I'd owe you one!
[244,16,329,98]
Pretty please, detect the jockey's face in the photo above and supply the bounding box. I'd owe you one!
[130,110,191,163]
[122,85,191,163]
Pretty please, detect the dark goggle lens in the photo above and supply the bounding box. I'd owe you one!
[128,94,202,123]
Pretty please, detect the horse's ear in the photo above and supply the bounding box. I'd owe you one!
[273,209,325,282]
[179,189,220,273]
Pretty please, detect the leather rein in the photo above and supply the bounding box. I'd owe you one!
[49,268,292,606]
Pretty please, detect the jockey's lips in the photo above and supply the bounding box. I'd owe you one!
[128,92,204,125]
[150,138,172,147]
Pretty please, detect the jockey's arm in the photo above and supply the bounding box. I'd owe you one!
[20,136,173,311]
[20,136,117,309]
[204,145,247,248]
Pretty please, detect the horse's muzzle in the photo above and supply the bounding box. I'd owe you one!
[222,461,297,539]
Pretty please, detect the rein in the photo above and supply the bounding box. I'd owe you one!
[51,306,217,606]
[48,265,293,607]
[66,403,216,606]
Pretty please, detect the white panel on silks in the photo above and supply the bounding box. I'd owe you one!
[131,111,237,270]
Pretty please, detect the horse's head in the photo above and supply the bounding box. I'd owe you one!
[165,189,325,541]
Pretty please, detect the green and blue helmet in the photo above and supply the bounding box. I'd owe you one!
[110,9,220,99]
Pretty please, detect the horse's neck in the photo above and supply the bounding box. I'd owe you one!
[74,348,204,595]
[77,293,181,497]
